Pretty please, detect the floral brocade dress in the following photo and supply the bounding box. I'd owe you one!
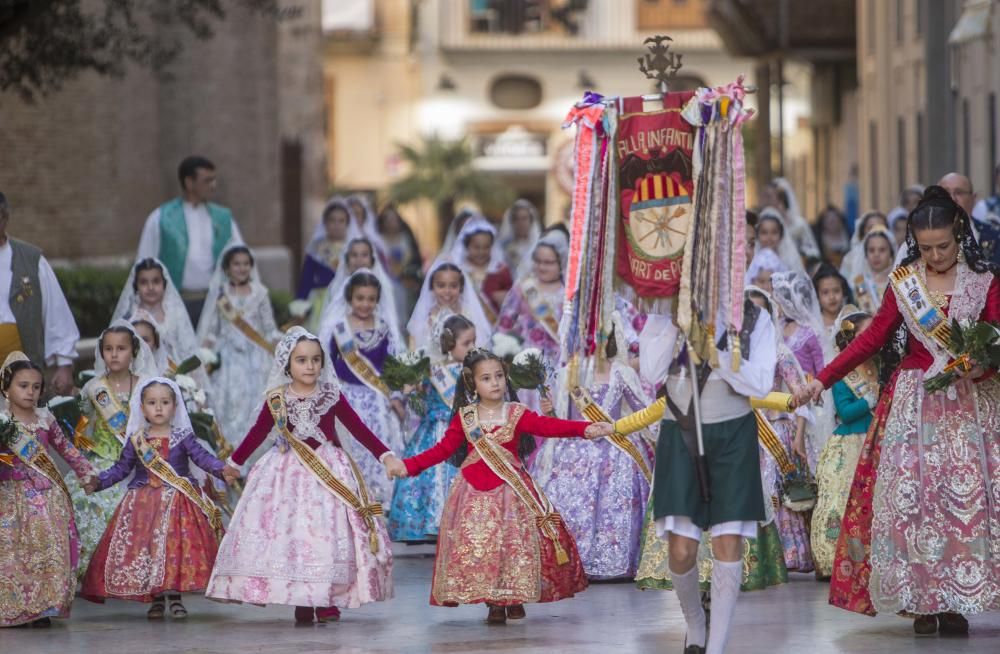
[388,364,460,542]
[530,371,653,579]
[1,414,94,626]
[403,403,589,607]
[63,380,132,576]
[825,263,1000,616]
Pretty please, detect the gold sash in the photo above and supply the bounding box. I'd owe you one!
[330,320,391,397]
[889,264,953,354]
[754,410,795,474]
[87,378,130,444]
[266,389,383,554]
[131,430,224,539]
[521,277,561,343]
[217,294,276,354]
[570,386,652,482]
[459,404,570,565]
[9,419,71,499]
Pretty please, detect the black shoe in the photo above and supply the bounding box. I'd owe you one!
[937,612,969,636]
[683,643,706,654]
[30,618,52,628]
[913,614,937,635]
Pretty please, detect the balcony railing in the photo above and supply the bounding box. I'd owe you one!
[440,0,724,51]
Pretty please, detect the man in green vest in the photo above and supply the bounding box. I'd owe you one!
[0,192,80,396]
[136,156,243,324]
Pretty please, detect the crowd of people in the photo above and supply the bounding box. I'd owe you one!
[2,154,1000,654]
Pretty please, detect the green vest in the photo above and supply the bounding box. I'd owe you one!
[158,198,234,290]
[9,239,45,364]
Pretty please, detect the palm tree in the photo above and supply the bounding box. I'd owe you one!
[388,135,513,244]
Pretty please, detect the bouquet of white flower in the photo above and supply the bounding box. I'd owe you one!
[174,374,209,414]
[197,347,221,373]
[491,333,522,362]
[288,299,312,319]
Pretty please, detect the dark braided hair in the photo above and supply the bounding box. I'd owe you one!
[99,325,141,359]
[900,185,1000,276]
[447,348,535,467]
[439,314,475,355]
[343,270,381,303]
[132,258,168,292]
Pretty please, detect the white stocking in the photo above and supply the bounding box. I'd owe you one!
[669,564,706,648]
[706,559,743,654]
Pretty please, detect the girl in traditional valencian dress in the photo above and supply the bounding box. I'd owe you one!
[387,313,474,542]
[0,354,96,628]
[80,377,239,619]
[389,348,612,624]
[498,199,542,274]
[64,321,158,573]
[495,230,567,371]
[296,197,356,332]
[197,244,282,447]
[207,328,402,624]
[318,269,405,507]
[450,215,514,322]
[530,313,654,580]
[810,306,877,580]
[839,210,890,283]
[406,258,492,351]
[326,237,402,341]
[851,226,896,315]
[114,258,200,370]
[800,187,1000,636]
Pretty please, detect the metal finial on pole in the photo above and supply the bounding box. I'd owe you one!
[637,35,684,95]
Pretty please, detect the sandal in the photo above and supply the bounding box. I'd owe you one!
[167,595,187,620]
[147,597,166,620]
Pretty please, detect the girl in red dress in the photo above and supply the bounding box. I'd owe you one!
[387,348,612,624]
[80,377,240,619]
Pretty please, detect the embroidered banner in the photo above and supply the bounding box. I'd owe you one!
[615,92,696,300]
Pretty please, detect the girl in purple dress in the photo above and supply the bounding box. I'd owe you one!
[531,313,654,579]
[319,269,405,506]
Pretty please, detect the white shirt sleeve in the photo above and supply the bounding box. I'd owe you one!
[639,313,678,387]
[39,256,81,366]
[714,310,777,398]
[136,208,161,261]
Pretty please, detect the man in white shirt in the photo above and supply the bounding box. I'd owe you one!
[136,156,244,324]
[0,192,80,395]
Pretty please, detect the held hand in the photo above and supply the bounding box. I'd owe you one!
[222,465,242,487]
[539,396,554,416]
[797,379,824,405]
[52,365,74,396]
[402,383,416,395]
[383,455,408,480]
[584,422,613,440]
[82,477,99,494]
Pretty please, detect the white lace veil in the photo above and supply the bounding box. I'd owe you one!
[516,228,570,280]
[347,194,389,261]
[113,257,199,361]
[759,207,805,273]
[744,247,789,287]
[840,210,888,280]
[427,307,458,363]
[769,270,827,350]
[95,319,160,379]
[772,177,820,259]
[318,267,403,353]
[500,199,542,270]
[124,376,195,438]
[306,196,362,259]
[441,207,478,255]
[264,326,341,396]
[324,236,399,328]
[857,226,897,280]
[127,309,170,374]
[196,241,269,346]
[406,256,492,349]
[450,214,506,274]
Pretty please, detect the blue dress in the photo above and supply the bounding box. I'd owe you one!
[387,364,460,541]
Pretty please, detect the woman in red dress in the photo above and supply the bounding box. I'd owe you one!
[799,186,1000,636]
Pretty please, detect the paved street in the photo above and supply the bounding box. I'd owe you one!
[3,544,1000,654]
